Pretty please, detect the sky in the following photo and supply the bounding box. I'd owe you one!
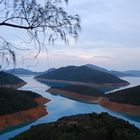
[1,0,140,71]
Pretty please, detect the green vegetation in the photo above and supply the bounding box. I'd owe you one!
[0,71,26,86]
[35,66,128,84]
[11,112,140,140]
[107,85,140,106]
[51,85,104,96]
[0,88,41,115]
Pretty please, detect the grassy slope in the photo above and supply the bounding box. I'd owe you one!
[107,85,140,106]
[0,88,41,115]
[35,66,128,84]
[11,112,140,140]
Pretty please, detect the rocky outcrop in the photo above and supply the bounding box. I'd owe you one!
[0,97,50,131]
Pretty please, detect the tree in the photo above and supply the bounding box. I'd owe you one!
[0,0,80,68]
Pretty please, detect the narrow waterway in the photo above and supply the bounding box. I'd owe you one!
[0,76,140,140]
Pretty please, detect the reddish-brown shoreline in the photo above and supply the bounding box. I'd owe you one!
[48,88,140,117]
[0,97,50,131]
[99,97,140,116]
[47,88,100,103]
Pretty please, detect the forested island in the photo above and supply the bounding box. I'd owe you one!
[0,88,49,131]
[48,85,140,116]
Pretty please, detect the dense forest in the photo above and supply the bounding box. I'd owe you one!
[0,88,41,115]
[107,85,140,106]
[11,112,140,140]
[0,71,26,86]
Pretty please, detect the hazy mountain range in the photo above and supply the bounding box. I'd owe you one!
[6,68,56,75]
[84,64,140,77]
[6,64,140,77]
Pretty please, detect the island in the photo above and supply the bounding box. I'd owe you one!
[11,112,140,140]
[0,71,26,88]
[0,88,50,131]
[35,66,129,91]
[47,85,140,116]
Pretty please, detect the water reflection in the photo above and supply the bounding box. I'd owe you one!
[0,76,140,140]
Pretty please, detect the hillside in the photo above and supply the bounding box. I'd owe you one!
[84,64,108,72]
[0,88,40,115]
[6,68,56,75]
[85,64,132,77]
[48,85,140,116]
[0,71,26,88]
[107,85,140,106]
[6,68,42,75]
[0,88,49,131]
[35,66,128,85]
[11,112,140,140]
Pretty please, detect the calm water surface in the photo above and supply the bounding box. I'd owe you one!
[0,76,140,140]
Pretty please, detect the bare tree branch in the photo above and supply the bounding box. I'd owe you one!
[0,0,81,68]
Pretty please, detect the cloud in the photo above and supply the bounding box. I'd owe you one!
[1,0,140,70]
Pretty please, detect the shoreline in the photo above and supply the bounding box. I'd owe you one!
[35,78,129,89]
[0,97,50,131]
[47,88,101,104]
[47,88,140,117]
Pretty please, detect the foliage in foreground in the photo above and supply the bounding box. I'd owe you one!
[11,112,140,140]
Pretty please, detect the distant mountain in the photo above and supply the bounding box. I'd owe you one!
[0,71,26,88]
[109,70,133,77]
[84,64,133,77]
[84,64,108,72]
[6,68,56,75]
[6,68,41,75]
[35,66,128,84]
[124,70,140,77]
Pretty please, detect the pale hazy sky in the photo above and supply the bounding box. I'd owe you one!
[1,0,140,71]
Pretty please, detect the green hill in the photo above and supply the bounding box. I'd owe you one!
[0,88,41,115]
[0,71,26,87]
[35,66,128,84]
[11,112,140,140]
[107,85,140,106]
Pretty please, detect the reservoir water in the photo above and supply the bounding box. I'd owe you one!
[0,76,140,140]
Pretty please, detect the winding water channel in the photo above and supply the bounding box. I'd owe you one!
[0,76,140,140]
